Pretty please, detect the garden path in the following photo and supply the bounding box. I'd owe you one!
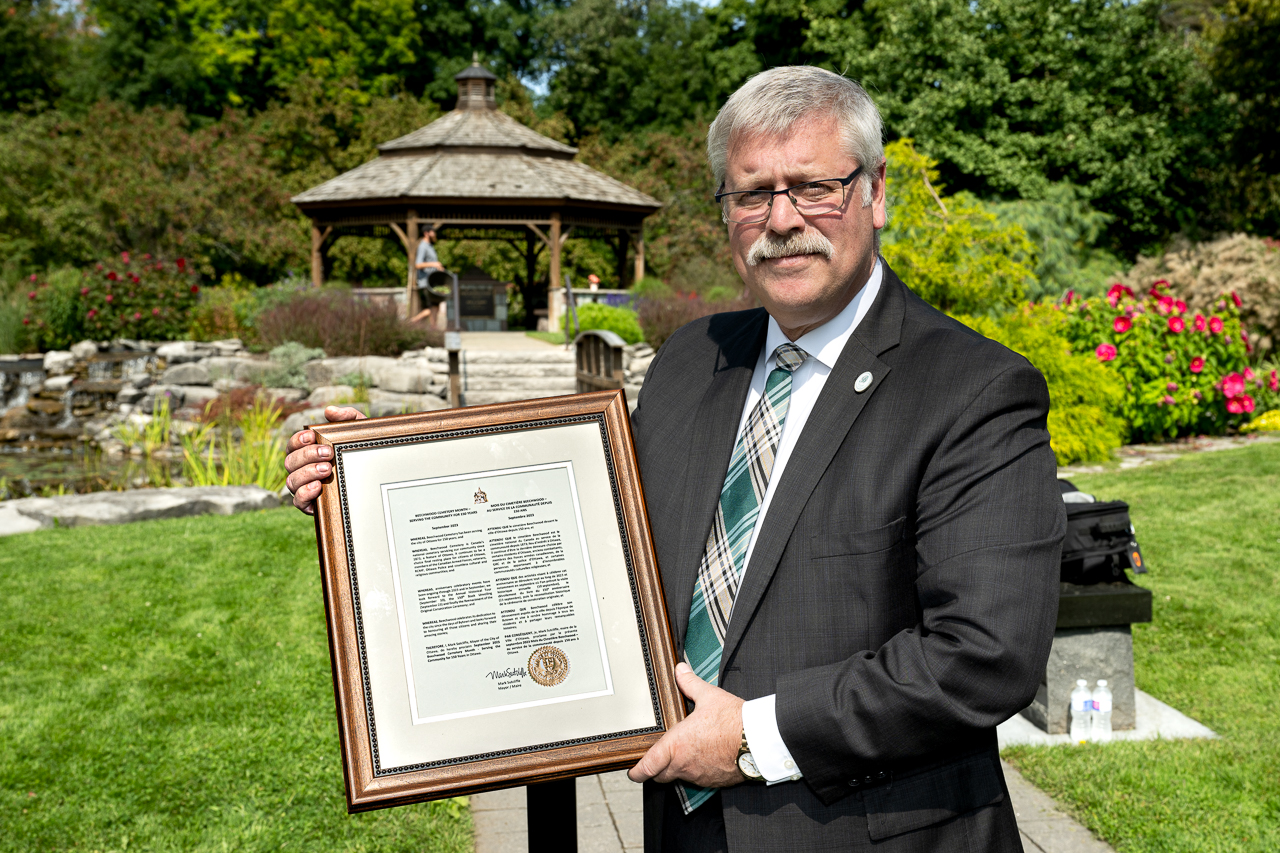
[470,763,1115,853]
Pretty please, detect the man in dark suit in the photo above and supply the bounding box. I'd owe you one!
[285,66,1063,852]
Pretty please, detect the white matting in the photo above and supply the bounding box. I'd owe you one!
[998,688,1217,748]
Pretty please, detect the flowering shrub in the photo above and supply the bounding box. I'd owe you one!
[21,253,200,350]
[637,291,757,349]
[1061,279,1262,441]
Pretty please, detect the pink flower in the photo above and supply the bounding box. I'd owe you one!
[87,309,97,319]
[1157,296,1175,315]
[1189,357,1205,373]
[1162,395,1176,405]
[106,271,118,281]
[1209,317,1224,334]
[190,284,200,294]
[22,317,30,325]
[1226,395,1255,414]
[151,307,160,316]
[1149,279,1170,297]
[176,258,187,271]
[121,251,131,265]
[1222,372,1246,398]
[105,294,113,303]
[1168,316,1185,333]
[1194,314,1206,331]
[29,274,37,282]
[1174,299,1187,314]
[1231,291,1242,308]
[27,291,36,300]
[1193,390,1203,400]
[80,287,89,296]
[1095,343,1118,361]
[1244,367,1255,381]
[1106,283,1134,307]
[1114,316,1132,333]
[1270,370,1279,392]
[142,253,152,260]
[1064,290,1075,305]
[1167,382,1178,392]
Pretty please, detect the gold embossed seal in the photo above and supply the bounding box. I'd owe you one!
[527,646,570,687]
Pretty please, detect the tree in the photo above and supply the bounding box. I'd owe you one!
[0,0,70,112]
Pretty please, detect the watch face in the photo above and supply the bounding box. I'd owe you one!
[737,752,762,779]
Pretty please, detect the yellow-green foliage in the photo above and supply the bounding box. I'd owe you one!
[180,395,288,491]
[882,140,1038,315]
[1242,409,1280,432]
[961,305,1126,465]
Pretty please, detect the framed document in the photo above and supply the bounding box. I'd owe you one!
[310,391,684,812]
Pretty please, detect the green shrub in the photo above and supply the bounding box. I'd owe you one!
[1062,281,1259,441]
[188,273,304,342]
[881,139,1038,315]
[564,302,645,344]
[961,304,1126,466]
[19,254,200,350]
[262,342,325,390]
[632,276,673,300]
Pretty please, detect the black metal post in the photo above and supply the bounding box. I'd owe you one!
[527,778,577,853]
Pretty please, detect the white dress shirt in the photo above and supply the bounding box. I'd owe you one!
[737,260,883,784]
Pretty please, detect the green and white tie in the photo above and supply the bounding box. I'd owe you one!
[678,342,808,813]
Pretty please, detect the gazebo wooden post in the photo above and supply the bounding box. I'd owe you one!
[405,211,420,318]
[616,230,630,288]
[633,230,646,285]
[310,223,329,287]
[549,212,562,308]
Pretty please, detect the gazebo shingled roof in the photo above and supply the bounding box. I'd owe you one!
[291,58,662,318]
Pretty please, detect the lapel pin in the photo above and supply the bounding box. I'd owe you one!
[855,371,874,393]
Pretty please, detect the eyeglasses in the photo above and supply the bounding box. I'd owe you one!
[715,167,864,224]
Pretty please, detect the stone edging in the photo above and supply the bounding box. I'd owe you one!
[0,485,280,537]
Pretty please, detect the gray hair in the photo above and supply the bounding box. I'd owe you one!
[707,66,884,207]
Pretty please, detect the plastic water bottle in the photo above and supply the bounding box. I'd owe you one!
[1091,680,1113,743]
[1069,679,1092,743]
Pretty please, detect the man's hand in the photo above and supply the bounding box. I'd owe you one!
[284,406,366,514]
[628,663,744,788]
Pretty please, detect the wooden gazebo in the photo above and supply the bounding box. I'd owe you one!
[291,59,662,318]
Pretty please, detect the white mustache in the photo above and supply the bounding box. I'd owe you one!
[746,230,835,267]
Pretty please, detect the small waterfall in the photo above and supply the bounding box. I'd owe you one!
[56,387,77,428]
[87,360,112,382]
[2,370,45,413]
[123,356,153,383]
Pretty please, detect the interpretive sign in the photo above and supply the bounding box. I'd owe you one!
[309,391,682,812]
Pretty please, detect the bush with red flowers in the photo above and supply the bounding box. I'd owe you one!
[1061,280,1261,440]
[20,253,200,350]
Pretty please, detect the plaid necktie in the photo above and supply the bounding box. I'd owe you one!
[678,342,808,813]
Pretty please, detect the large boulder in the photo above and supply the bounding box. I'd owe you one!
[70,340,99,361]
[370,361,437,393]
[161,362,212,386]
[308,385,355,407]
[369,389,449,416]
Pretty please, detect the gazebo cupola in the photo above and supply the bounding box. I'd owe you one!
[454,55,497,111]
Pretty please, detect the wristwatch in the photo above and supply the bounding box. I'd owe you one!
[737,729,764,781]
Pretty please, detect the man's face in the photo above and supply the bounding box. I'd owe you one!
[724,113,886,339]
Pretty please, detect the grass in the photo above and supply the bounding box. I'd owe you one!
[524,330,565,345]
[1003,441,1280,852]
[0,508,472,852]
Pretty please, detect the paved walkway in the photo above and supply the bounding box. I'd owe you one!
[458,331,561,352]
[471,763,1114,853]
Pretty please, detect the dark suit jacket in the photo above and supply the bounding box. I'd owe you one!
[630,266,1065,851]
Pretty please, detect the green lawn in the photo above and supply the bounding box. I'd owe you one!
[1004,441,1280,852]
[0,509,472,852]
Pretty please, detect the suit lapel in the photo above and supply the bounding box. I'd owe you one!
[665,311,768,652]
[719,269,907,673]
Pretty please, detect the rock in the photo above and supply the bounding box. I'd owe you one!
[308,385,356,407]
[142,385,185,413]
[110,338,149,352]
[265,387,307,404]
[156,340,210,364]
[212,338,245,356]
[27,398,65,415]
[234,360,273,383]
[43,350,75,375]
[176,385,220,406]
[305,356,399,389]
[0,485,281,537]
[116,385,146,404]
[282,407,327,436]
[71,340,100,360]
[204,356,258,382]
[161,362,211,386]
[370,362,437,393]
[43,375,74,393]
[369,389,449,416]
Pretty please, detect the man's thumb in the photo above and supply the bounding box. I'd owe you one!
[675,662,711,702]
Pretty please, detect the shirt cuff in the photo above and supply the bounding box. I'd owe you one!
[741,694,803,784]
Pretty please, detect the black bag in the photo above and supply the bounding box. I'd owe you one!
[1058,479,1147,585]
